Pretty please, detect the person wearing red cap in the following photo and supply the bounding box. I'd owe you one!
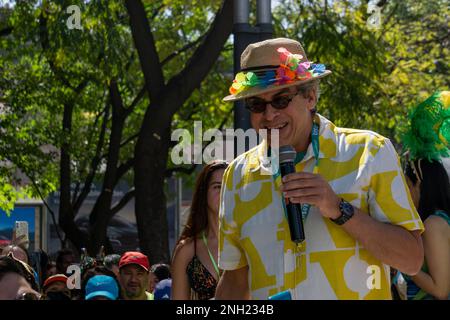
[118,251,153,300]
[42,274,71,300]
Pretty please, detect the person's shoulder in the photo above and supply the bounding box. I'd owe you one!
[334,125,388,149]
[319,114,389,150]
[172,238,195,263]
[221,143,262,185]
[424,214,450,233]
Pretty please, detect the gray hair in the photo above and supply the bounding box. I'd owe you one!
[296,79,321,104]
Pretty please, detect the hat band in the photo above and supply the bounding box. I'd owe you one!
[241,65,279,72]
[229,47,326,96]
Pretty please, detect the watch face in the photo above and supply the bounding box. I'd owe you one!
[341,200,354,214]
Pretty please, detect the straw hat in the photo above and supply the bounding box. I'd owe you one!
[223,38,331,102]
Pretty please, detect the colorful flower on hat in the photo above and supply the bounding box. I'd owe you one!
[229,71,258,95]
[311,63,326,74]
[261,70,276,88]
[228,47,328,96]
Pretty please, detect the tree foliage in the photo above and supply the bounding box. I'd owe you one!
[0,0,233,260]
[273,0,449,141]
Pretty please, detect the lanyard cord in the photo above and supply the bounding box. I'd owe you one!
[299,119,320,221]
[292,118,320,299]
[201,231,221,278]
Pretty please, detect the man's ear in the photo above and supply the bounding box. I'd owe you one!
[306,87,318,111]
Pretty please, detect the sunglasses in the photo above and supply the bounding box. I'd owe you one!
[245,91,299,113]
[16,291,42,300]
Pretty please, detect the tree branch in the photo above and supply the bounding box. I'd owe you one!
[109,79,125,114]
[124,32,204,116]
[72,98,108,204]
[39,12,73,89]
[161,34,206,66]
[164,0,233,115]
[73,101,111,214]
[109,188,135,218]
[119,133,140,150]
[125,86,146,117]
[165,107,232,177]
[0,27,13,37]
[114,158,135,187]
[125,0,165,100]
[30,179,64,245]
[151,4,165,21]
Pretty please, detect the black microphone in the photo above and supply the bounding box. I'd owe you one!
[279,145,305,244]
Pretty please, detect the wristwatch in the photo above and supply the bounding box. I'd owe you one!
[330,198,355,225]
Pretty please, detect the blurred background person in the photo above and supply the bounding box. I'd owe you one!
[80,265,120,300]
[1,244,41,290]
[56,248,76,276]
[171,160,228,300]
[401,91,450,300]
[85,275,119,300]
[46,261,57,278]
[0,254,40,300]
[42,274,71,300]
[404,159,450,299]
[1,244,29,265]
[104,254,121,278]
[149,263,171,293]
[153,278,172,300]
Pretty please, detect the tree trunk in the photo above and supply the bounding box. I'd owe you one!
[134,113,171,263]
[58,102,88,253]
[87,81,127,255]
[127,0,233,263]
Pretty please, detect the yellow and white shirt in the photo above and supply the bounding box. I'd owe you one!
[218,114,424,300]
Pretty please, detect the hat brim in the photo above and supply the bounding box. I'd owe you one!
[86,291,117,300]
[223,70,331,102]
[119,262,149,272]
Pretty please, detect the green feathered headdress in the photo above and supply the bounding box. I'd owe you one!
[401,91,450,161]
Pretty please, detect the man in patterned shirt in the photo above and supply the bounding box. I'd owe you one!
[215,38,424,300]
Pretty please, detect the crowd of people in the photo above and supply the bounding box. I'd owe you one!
[1,37,449,301]
[0,247,171,300]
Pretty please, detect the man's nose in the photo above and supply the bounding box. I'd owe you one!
[263,103,279,121]
[129,274,139,282]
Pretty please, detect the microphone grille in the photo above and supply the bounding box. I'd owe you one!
[279,145,296,163]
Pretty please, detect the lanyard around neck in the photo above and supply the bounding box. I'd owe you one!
[201,231,220,278]
[278,118,320,222]
[300,118,320,221]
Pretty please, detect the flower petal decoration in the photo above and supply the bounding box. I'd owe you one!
[311,64,326,74]
[261,70,276,88]
[297,62,311,75]
[276,66,292,85]
[227,47,328,96]
[277,47,292,66]
[246,72,259,86]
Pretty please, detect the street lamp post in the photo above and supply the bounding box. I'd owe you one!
[233,0,273,133]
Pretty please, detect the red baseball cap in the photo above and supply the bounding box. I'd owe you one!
[43,274,68,291]
[119,252,149,272]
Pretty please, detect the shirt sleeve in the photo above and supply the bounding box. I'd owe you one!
[367,137,424,233]
[218,163,248,270]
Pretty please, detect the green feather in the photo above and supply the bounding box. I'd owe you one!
[401,91,450,161]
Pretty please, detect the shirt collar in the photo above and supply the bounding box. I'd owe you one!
[256,113,338,175]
